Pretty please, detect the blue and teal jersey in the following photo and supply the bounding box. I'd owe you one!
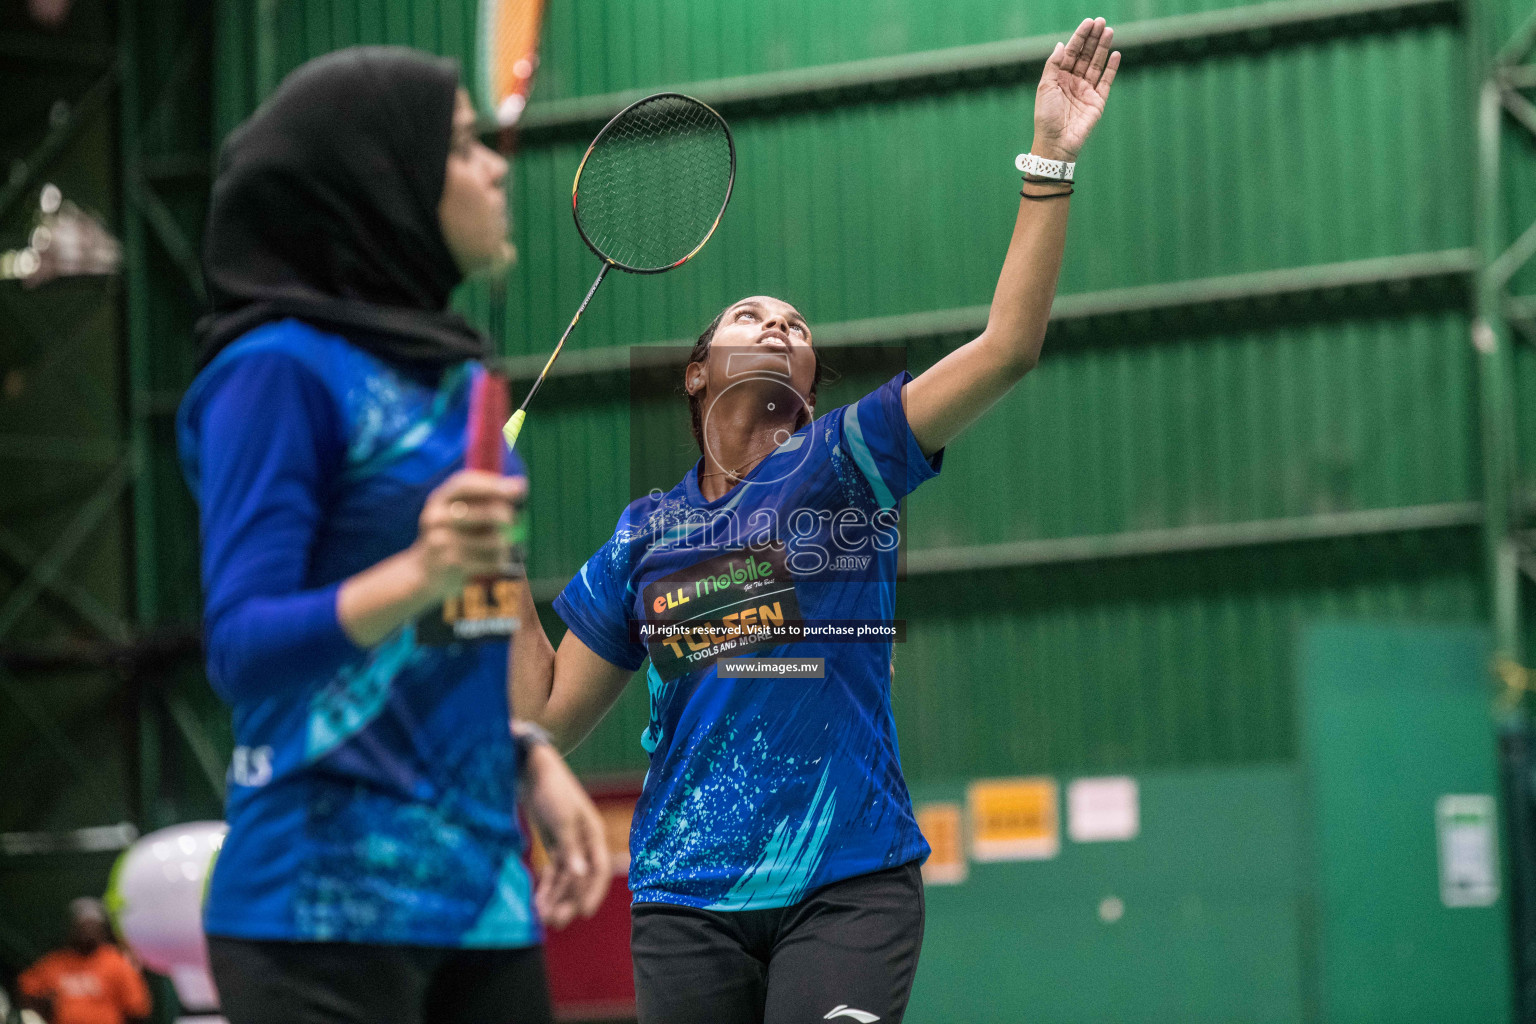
[177,319,537,947]
[554,373,942,910]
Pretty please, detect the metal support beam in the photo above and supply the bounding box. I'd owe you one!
[129,174,208,303]
[254,0,281,101]
[137,388,185,420]
[0,62,120,224]
[113,0,217,832]
[0,284,117,393]
[142,152,212,184]
[1475,81,1521,664]
[162,690,226,801]
[117,0,158,627]
[1502,86,1536,136]
[497,249,1474,384]
[1048,247,1470,319]
[143,7,213,150]
[1491,218,1536,289]
[0,31,114,69]
[135,680,162,831]
[1475,2,1536,1012]
[1473,0,1534,667]
[510,0,1460,138]
[0,919,40,970]
[528,501,1482,603]
[0,434,122,465]
[1519,539,1536,586]
[904,502,1484,576]
[0,458,134,642]
[0,823,138,857]
[0,666,119,819]
[0,526,131,642]
[1495,3,1536,66]
[1508,294,1536,329]
[1504,63,1536,89]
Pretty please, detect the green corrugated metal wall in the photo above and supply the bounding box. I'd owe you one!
[2,0,133,826]
[1,0,1527,1012]
[2,0,216,1004]
[516,11,1496,778]
[499,37,1467,355]
[211,0,1510,781]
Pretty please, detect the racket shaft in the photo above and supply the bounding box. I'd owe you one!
[503,262,611,447]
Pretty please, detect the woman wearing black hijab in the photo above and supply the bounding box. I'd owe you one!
[176,47,608,1024]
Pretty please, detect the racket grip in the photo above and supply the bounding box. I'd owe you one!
[502,409,527,450]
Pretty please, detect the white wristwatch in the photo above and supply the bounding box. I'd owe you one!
[511,719,555,750]
[1015,152,1076,181]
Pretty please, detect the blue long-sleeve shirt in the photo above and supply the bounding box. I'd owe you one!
[177,318,538,946]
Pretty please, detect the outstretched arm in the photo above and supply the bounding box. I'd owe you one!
[902,17,1119,457]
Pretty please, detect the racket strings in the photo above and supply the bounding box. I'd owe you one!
[575,95,733,271]
[505,93,734,449]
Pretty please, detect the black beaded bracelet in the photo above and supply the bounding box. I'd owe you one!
[1020,187,1074,199]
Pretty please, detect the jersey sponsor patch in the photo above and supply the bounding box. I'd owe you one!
[639,542,802,680]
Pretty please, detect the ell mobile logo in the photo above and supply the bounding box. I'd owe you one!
[652,554,774,613]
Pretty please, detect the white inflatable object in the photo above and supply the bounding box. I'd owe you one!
[106,821,227,1013]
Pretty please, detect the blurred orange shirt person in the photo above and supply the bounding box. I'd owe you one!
[18,898,150,1024]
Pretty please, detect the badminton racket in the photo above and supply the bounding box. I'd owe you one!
[503,92,736,449]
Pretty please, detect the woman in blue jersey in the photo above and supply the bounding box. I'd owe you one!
[177,47,608,1024]
[514,19,1120,1024]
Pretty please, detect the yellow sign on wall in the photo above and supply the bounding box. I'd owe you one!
[916,802,967,885]
[967,777,1059,861]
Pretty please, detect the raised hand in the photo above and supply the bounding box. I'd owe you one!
[1033,17,1120,162]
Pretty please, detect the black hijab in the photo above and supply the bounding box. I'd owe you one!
[197,46,490,371]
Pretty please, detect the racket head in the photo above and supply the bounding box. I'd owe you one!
[478,0,548,128]
[571,93,736,274]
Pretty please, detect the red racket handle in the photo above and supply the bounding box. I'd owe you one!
[466,370,511,473]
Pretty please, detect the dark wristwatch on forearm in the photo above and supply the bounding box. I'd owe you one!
[511,719,555,777]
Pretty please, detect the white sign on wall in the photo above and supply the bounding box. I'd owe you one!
[1068,776,1140,843]
[1436,794,1499,908]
